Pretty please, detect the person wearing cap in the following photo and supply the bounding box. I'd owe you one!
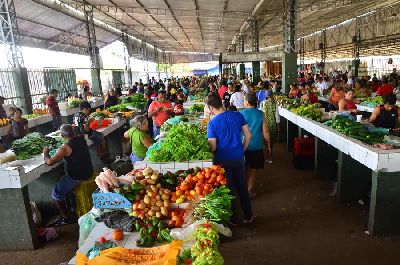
[377,77,394,96]
[46,89,62,130]
[148,90,173,139]
[104,89,119,109]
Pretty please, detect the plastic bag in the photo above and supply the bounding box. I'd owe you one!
[78,208,102,247]
[170,220,232,242]
[0,149,16,164]
[76,241,183,265]
[30,201,42,225]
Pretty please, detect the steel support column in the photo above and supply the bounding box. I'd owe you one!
[282,0,297,93]
[0,0,24,68]
[251,19,260,84]
[319,29,327,72]
[121,30,132,87]
[352,17,361,78]
[238,34,245,79]
[299,37,305,71]
[84,5,102,94]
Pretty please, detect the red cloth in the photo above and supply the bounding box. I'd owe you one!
[344,100,357,110]
[218,85,228,100]
[46,95,60,116]
[371,83,380,93]
[148,100,173,127]
[309,94,318,104]
[377,84,393,96]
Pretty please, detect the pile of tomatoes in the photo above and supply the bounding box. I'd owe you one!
[171,165,226,204]
[168,208,186,228]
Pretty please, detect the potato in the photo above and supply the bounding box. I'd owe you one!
[143,196,150,205]
[131,211,138,217]
[148,210,155,217]
[163,200,169,207]
[151,174,159,180]
[139,213,145,219]
[161,194,169,201]
[132,204,138,210]
[164,189,171,195]
[140,180,147,186]
[138,202,146,210]
[156,201,163,207]
[151,206,160,212]
[161,207,168,216]
[156,194,161,200]
[147,191,154,197]
[135,194,142,201]
[151,185,157,192]
[153,170,159,176]
[145,175,150,179]
[155,212,162,218]
[156,184,162,188]
[151,198,157,205]
[147,179,156,185]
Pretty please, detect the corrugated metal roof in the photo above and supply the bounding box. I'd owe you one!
[9,0,400,59]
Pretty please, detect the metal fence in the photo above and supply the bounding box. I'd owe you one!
[27,69,47,109]
[28,68,78,109]
[0,69,19,105]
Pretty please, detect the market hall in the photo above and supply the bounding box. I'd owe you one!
[1,0,400,264]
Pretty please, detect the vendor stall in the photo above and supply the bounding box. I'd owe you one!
[278,106,400,235]
[59,98,104,123]
[0,117,127,250]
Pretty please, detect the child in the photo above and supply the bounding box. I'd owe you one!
[8,108,28,141]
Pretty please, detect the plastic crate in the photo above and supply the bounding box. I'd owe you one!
[92,189,132,209]
[293,137,315,156]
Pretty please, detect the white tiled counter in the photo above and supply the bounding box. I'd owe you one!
[279,107,400,235]
[0,114,53,137]
[134,160,213,173]
[0,118,126,190]
[60,99,104,117]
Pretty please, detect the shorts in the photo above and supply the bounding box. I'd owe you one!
[89,130,104,144]
[130,153,144,165]
[245,149,265,169]
[52,175,83,201]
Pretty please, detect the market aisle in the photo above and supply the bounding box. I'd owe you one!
[220,143,400,265]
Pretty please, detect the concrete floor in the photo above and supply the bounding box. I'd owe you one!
[1,143,400,264]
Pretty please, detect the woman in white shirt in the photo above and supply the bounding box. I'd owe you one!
[230,87,245,110]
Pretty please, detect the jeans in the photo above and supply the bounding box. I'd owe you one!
[130,153,144,165]
[217,159,253,223]
[153,125,161,140]
[52,115,62,131]
[52,174,83,201]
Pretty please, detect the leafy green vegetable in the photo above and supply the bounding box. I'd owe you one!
[194,187,235,223]
[22,113,41,120]
[68,98,82,108]
[121,94,146,110]
[189,104,204,113]
[149,123,213,162]
[12,132,61,160]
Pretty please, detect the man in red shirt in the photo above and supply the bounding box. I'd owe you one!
[46,89,62,130]
[218,80,228,100]
[148,90,173,139]
[377,77,393,96]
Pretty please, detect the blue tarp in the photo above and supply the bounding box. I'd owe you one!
[192,69,208,76]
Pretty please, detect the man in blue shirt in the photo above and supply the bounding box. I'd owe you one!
[207,92,254,225]
[240,92,271,198]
